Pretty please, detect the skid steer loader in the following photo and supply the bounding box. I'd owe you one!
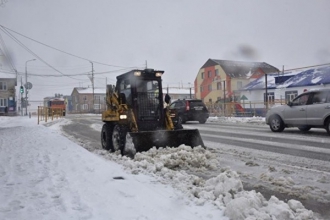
[101,68,205,156]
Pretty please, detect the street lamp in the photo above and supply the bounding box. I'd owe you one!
[25,59,36,116]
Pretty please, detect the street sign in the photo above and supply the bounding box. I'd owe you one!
[25,82,33,90]
[240,95,248,100]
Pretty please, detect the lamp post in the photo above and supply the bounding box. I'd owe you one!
[25,59,36,116]
[223,80,226,116]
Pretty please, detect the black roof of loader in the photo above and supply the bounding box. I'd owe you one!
[116,69,165,81]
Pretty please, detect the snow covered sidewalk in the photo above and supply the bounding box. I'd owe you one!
[0,116,317,220]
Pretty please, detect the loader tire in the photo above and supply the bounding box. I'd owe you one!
[112,124,122,152]
[101,123,114,151]
[113,125,137,157]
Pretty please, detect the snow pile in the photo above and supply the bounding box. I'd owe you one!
[96,145,315,220]
[208,116,266,125]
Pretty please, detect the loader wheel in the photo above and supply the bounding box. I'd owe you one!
[112,124,122,152]
[101,123,114,151]
[113,125,136,157]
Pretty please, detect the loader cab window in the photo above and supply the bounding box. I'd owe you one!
[136,80,159,93]
[119,79,132,106]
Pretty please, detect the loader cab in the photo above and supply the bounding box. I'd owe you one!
[115,69,165,131]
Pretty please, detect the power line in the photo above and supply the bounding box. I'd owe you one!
[0,26,83,80]
[0,31,17,74]
[282,63,330,72]
[0,24,141,69]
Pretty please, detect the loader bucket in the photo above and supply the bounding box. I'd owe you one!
[129,129,205,152]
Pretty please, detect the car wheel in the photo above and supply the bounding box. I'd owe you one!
[199,117,207,124]
[298,126,311,132]
[326,119,330,136]
[178,115,185,124]
[269,115,285,132]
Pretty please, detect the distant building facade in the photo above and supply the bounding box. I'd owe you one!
[239,65,330,116]
[163,88,194,101]
[71,87,106,113]
[194,59,279,104]
[0,77,17,115]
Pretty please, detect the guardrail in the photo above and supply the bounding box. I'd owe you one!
[205,100,285,117]
[37,106,64,124]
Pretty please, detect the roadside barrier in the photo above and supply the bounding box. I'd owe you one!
[37,106,64,124]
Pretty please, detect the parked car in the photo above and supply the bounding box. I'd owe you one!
[265,88,330,135]
[169,99,209,124]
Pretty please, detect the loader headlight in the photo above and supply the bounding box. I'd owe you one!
[119,114,127,119]
[134,71,141,76]
[155,72,162,77]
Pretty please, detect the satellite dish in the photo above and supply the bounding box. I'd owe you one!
[25,82,33,90]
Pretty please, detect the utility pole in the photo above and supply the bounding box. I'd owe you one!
[20,76,23,116]
[223,80,226,116]
[90,61,94,113]
[25,59,36,116]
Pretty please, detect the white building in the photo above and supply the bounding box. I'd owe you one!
[238,65,330,116]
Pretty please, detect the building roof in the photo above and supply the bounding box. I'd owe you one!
[201,59,279,78]
[241,65,330,90]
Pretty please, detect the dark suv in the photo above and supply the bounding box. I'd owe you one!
[169,99,209,124]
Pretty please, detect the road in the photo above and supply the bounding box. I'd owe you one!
[60,115,330,218]
[184,120,330,218]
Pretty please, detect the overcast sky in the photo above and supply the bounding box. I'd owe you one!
[0,0,330,107]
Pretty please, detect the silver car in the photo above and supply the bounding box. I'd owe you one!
[266,88,330,135]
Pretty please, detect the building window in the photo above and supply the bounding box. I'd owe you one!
[285,91,298,103]
[217,82,222,90]
[208,85,212,91]
[209,98,212,103]
[215,69,219,76]
[82,104,88,110]
[200,86,204,92]
[237,81,243,89]
[264,92,275,105]
[94,95,100,100]
[94,104,100,109]
[208,71,212,78]
[0,98,7,106]
[0,81,7,91]
[201,72,204,79]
